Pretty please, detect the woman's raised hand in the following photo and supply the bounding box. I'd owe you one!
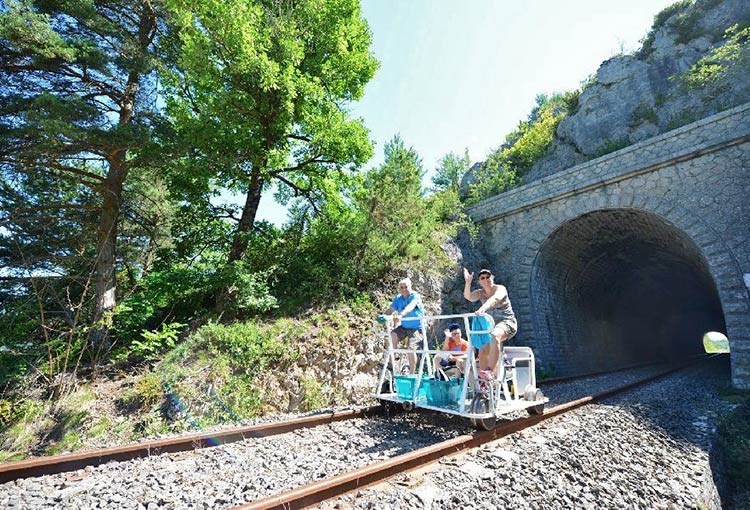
[463,267,473,283]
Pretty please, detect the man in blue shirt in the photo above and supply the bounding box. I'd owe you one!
[380,277,425,373]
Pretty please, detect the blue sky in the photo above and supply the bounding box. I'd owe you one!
[256,0,677,225]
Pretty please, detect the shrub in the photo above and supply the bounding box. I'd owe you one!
[272,136,471,306]
[637,0,694,58]
[630,104,659,127]
[716,402,750,503]
[665,109,700,131]
[0,398,43,429]
[670,8,701,44]
[0,301,46,388]
[193,320,299,370]
[299,376,327,412]
[213,374,263,420]
[465,164,519,206]
[675,25,750,101]
[592,137,631,158]
[466,93,568,204]
[217,263,278,315]
[113,261,278,358]
[118,373,164,411]
[126,322,186,362]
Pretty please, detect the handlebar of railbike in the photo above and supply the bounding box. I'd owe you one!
[371,312,495,336]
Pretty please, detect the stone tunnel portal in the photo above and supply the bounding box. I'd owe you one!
[530,208,726,375]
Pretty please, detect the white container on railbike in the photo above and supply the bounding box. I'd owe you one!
[372,312,548,430]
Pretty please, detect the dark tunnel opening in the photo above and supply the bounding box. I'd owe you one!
[530,209,726,375]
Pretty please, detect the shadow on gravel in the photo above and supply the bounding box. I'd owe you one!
[603,356,736,508]
[354,410,471,457]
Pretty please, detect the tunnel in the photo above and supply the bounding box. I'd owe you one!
[529,208,727,375]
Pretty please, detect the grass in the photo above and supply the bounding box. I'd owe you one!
[666,109,700,131]
[0,299,387,460]
[299,376,327,412]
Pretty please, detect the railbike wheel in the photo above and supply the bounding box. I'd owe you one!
[470,395,496,431]
[380,368,394,394]
[526,388,545,415]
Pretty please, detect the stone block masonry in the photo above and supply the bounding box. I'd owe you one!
[468,103,750,389]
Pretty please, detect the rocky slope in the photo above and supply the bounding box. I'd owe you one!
[469,0,750,187]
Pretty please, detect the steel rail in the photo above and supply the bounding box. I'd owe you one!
[0,356,710,485]
[537,355,705,384]
[0,406,383,484]
[234,356,706,510]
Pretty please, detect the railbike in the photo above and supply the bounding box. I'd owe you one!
[372,312,547,430]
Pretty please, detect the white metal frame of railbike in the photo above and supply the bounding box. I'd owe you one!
[372,312,548,419]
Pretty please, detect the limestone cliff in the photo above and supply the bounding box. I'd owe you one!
[468,0,750,188]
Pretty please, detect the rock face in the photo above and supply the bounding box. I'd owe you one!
[464,0,750,188]
[525,0,750,182]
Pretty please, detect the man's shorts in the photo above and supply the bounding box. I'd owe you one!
[470,316,517,350]
[493,319,517,341]
[393,326,423,350]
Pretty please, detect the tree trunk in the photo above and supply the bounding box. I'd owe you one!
[228,168,265,263]
[217,167,265,312]
[89,1,155,365]
[91,159,127,360]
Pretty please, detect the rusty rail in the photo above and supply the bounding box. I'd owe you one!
[0,356,710,487]
[0,406,382,483]
[234,357,705,510]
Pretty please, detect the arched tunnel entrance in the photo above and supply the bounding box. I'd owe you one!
[530,208,727,375]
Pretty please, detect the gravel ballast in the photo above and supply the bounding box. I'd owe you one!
[0,357,734,509]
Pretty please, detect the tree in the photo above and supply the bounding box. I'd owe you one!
[466,92,573,205]
[353,135,428,281]
[0,0,162,356]
[432,149,470,192]
[161,0,378,308]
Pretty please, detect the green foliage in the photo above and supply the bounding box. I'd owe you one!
[118,373,165,413]
[192,321,299,370]
[215,375,263,419]
[162,0,379,267]
[265,135,471,307]
[45,408,88,455]
[637,0,694,58]
[666,109,701,131]
[0,398,44,429]
[592,137,631,158]
[432,149,470,192]
[466,93,573,204]
[465,164,519,206]
[219,263,278,315]
[670,7,701,44]
[629,104,659,127]
[352,136,429,278]
[0,303,40,387]
[677,25,750,102]
[299,376,327,412]
[716,402,750,501]
[127,322,186,362]
[113,262,277,355]
[0,0,167,356]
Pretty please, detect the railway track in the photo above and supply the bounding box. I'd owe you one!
[0,357,678,484]
[234,357,706,510]
[0,356,713,509]
[0,407,388,484]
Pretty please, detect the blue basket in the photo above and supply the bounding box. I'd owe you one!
[422,378,462,406]
[394,375,427,400]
